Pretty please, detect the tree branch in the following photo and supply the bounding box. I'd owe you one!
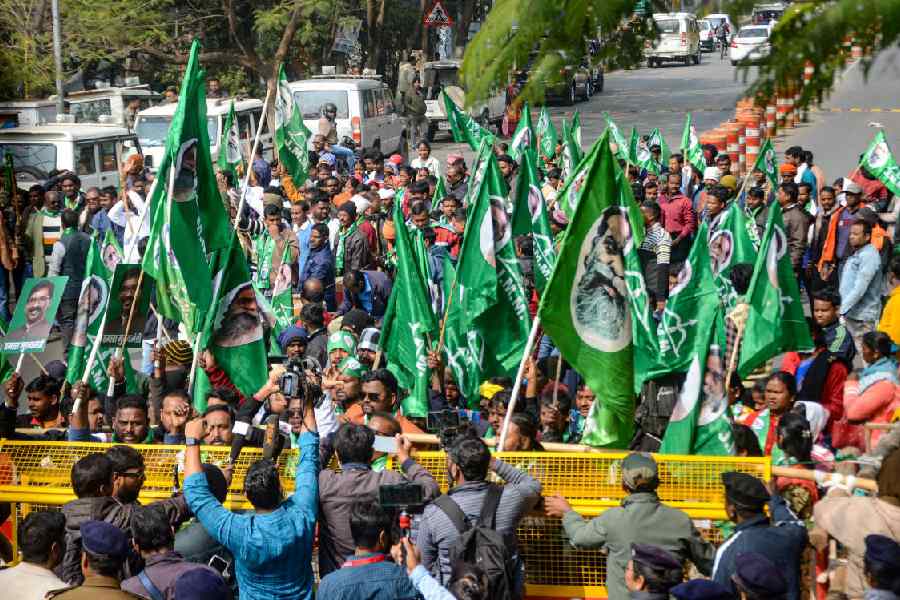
[222,0,265,73]
[273,0,306,72]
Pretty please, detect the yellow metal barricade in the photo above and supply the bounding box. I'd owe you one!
[0,440,769,599]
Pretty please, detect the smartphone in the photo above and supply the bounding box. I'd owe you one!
[378,483,424,508]
[373,435,398,454]
[208,554,231,577]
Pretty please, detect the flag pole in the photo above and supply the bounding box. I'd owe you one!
[14,352,24,375]
[497,315,541,452]
[723,302,750,423]
[233,85,274,229]
[73,312,107,415]
[436,275,458,354]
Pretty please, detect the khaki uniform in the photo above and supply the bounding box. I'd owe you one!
[46,575,142,600]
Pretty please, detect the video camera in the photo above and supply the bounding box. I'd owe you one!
[279,356,324,406]
[427,409,464,449]
[379,482,425,551]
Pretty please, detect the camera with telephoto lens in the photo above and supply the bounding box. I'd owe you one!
[279,357,324,406]
[428,409,467,449]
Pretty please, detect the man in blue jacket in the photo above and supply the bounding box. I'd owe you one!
[182,372,320,600]
[337,270,393,320]
[712,472,808,600]
[300,223,336,310]
[839,219,884,355]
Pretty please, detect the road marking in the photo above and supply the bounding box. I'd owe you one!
[809,107,900,113]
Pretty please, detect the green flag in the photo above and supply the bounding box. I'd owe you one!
[255,244,294,357]
[659,308,735,455]
[454,145,530,396]
[216,100,243,183]
[432,175,447,207]
[192,233,269,411]
[536,106,558,163]
[627,127,639,165]
[571,111,583,151]
[860,130,900,196]
[275,63,313,190]
[604,112,629,163]
[651,223,721,378]
[647,127,671,165]
[512,149,556,293]
[560,118,584,185]
[557,135,603,219]
[635,135,659,175]
[509,101,534,161]
[738,203,814,376]
[751,138,779,190]
[0,319,13,386]
[711,203,758,313]
[680,113,705,173]
[537,131,634,448]
[441,91,494,152]
[380,200,438,417]
[142,40,231,333]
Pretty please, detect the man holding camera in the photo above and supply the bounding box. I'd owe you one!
[318,423,440,578]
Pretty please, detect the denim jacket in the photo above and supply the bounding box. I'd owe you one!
[839,243,883,322]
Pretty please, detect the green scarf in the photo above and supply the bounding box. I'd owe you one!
[335,217,362,273]
[61,226,76,238]
[371,455,389,472]
[65,195,80,211]
[253,233,276,289]
[39,208,59,218]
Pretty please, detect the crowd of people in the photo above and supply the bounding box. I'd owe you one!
[0,92,899,600]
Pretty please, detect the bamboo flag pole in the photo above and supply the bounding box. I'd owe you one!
[497,316,542,452]
[233,86,274,229]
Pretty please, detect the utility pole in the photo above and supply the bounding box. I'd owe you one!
[51,0,65,115]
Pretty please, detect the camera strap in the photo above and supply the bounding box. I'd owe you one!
[342,553,388,568]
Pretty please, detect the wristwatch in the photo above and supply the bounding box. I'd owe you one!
[185,437,200,447]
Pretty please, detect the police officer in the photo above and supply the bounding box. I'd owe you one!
[712,472,808,600]
[732,552,788,599]
[47,520,140,599]
[625,543,684,599]
[173,568,231,600]
[670,579,734,600]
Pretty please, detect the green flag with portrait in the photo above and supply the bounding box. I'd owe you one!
[216,100,243,183]
[274,63,313,189]
[512,149,556,293]
[860,130,900,196]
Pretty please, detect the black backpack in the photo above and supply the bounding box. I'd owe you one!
[433,485,517,600]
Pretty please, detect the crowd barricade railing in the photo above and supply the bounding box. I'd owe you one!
[0,439,776,599]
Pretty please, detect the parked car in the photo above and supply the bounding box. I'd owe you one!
[648,13,702,67]
[420,60,506,142]
[0,123,141,190]
[698,19,716,52]
[289,76,407,157]
[730,25,772,65]
[65,85,161,129]
[516,52,594,106]
[134,97,270,173]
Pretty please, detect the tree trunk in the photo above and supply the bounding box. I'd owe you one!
[365,0,378,69]
[456,0,476,49]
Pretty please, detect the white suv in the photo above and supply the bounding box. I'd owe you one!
[288,76,408,156]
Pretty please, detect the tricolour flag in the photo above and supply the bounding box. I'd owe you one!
[860,130,900,196]
[512,149,556,293]
[441,91,494,152]
[274,63,313,190]
[380,198,438,417]
[536,106,558,162]
[538,130,634,448]
[216,100,243,183]
[680,113,705,173]
[738,203,814,377]
[142,40,231,334]
[192,233,269,411]
[509,101,534,161]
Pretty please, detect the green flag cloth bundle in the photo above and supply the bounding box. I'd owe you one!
[571,111,583,150]
[651,223,720,378]
[192,233,269,411]
[142,40,231,335]
[216,100,243,183]
[441,91,494,152]
[634,135,659,175]
[628,127,639,165]
[380,199,438,417]
[508,101,534,161]
[680,113,706,173]
[860,130,900,196]
[450,144,530,400]
[560,118,584,184]
[710,203,758,312]
[274,63,313,189]
[603,112,629,163]
[659,308,735,455]
[512,149,556,293]
[751,138,779,189]
[538,131,634,448]
[536,106,558,163]
[647,128,671,164]
[737,203,814,377]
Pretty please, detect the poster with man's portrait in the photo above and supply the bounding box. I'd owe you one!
[102,264,150,347]
[1,276,68,353]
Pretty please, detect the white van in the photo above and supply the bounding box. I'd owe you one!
[288,76,407,156]
[648,13,702,67]
[420,60,506,141]
[134,98,270,173]
[64,85,161,129]
[0,123,141,190]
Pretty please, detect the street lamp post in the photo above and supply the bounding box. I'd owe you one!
[51,0,65,114]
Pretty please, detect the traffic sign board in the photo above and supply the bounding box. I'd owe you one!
[424,0,453,27]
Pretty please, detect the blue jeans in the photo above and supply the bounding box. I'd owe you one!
[330,144,356,172]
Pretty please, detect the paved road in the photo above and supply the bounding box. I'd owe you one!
[431,50,754,165]
[776,47,900,183]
